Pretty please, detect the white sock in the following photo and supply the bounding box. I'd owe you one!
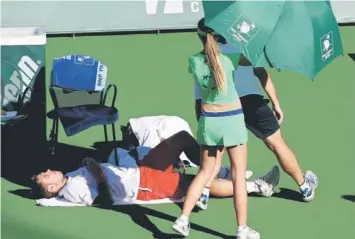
[202,187,210,197]
[247,182,259,193]
[179,215,189,222]
[300,180,310,191]
[237,225,248,231]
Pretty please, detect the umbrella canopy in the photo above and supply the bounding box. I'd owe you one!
[203,0,343,79]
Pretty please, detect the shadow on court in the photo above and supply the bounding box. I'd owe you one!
[271,188,304,202]
[342,195,355,202]
[175,201,201,213]
[1,128,126,188]
[348,53,355,61]
[6,190,234,239]
[8,188,35,200]
[208,188,305,203]
[8,189,234,239]
[2,142,100,188]
[1,67,48,187]
[111,205,235,239]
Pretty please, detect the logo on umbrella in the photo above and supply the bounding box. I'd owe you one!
[320,32,334,61]
[237,21,255,36]
[228,17,259,45]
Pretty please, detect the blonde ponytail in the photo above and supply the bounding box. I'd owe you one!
[205,33,226,92]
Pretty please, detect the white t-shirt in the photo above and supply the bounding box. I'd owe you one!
[58,168,98,205]
[58,154,140,205]
[194,44,263,99]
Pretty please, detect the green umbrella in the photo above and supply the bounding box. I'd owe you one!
[202,0,344,79]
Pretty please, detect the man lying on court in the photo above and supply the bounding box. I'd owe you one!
[32,131,280,206]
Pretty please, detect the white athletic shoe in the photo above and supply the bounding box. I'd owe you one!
[172,217,190,237]
[255,165,280,197]
[300,170,318,202]
[236,226,260,239]
[245,170,253,180]
[195,193,208,210]
[218,167,253,180]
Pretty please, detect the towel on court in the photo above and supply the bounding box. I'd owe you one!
[128,115,197,167]
[36,197,183,207]
[35,165,254,207]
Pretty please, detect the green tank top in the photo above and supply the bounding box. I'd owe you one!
[188,52,240,104]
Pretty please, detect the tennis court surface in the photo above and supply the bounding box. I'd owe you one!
[2,26,355,239]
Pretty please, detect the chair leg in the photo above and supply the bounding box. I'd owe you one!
[49,118,59,156]
[54,118,59,151]
[48,120,55,154]
[112,124,118,166]
[103,125,108,142]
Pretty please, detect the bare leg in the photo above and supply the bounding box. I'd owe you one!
[194,147,224,210]
[181,146,222,217]
[264,129,304,185]
[227,144,248,227]
[205,147,225,187]
[210,179,258,197]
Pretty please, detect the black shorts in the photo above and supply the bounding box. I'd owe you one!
[240,94,280,139]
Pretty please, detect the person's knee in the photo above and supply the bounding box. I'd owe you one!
[174,130,194,145]
[198,165,214,179]
[263,130,286,152]
[167,130,191,145]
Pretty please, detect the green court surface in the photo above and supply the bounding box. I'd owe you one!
[2,26,355,239]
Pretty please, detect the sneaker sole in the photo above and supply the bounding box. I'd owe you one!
[172,224,189,237]
[256,165,280,197]
[303,183,318,202]
[195,201,207,210]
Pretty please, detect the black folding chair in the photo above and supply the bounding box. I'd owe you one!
[47,55,119,165]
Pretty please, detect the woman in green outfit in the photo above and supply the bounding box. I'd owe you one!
[172,19,260,239]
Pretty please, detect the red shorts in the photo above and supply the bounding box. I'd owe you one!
[136,166,184,201]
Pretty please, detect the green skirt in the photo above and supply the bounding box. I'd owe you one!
[197,114,248,147]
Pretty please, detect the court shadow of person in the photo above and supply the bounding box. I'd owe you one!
[174,202,201,213]
[8,190,234,238]
[272,188,304,202]
[342,195,355,202]
[8,188,35,200]
[231,188,304,203]
[348,53,355,61]
[108,204,234,239]
[204,188,304,203]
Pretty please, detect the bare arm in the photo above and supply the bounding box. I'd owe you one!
[238,54,253,66]
[253,67,283,124]
[239,53,280,106]
[254,68,280,106]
